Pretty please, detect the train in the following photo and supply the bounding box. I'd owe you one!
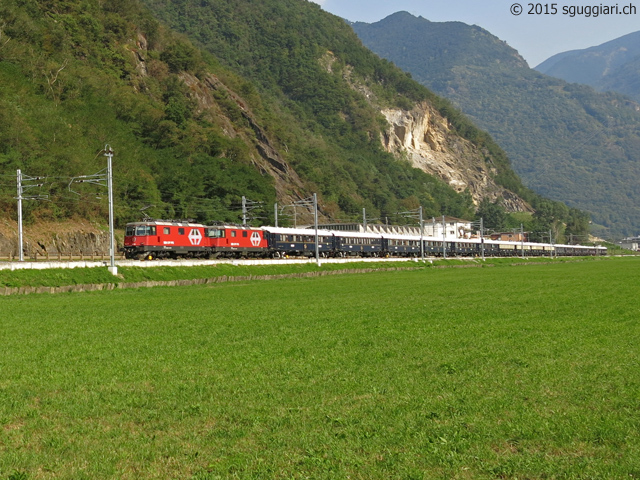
[123,220,607,260]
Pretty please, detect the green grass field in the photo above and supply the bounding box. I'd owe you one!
[1,257,639,479]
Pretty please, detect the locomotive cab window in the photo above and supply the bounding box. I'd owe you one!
[206,228,225,238]
[134,225,156,236]
[125,226,135,236]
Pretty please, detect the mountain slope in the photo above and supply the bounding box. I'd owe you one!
[0,0,580,239]
[0,0,535,230]
[536,30,640,102]
[353,12,640,237]
[139,0,542,214]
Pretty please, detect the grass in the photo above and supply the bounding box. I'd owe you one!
[0,255,605,288]
[1,257,639,478]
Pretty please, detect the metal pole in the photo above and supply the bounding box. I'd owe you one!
[274,202,278,228]
[442,215,446,259]
[480,217,485,261]
[105,146,117,276]
[314,193,320,266]
[363,207,367,231]
[17,169,23,262]
[242,196,247,225]
[521,223,525,259]
[419,206,424,262]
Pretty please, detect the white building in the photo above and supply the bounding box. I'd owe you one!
[316,217,474,240]
[619,237,640,251]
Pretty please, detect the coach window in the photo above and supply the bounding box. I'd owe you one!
[164,227,170,235]
[178,228,185,235]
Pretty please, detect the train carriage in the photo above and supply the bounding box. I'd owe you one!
[334,232,384,257]
[422,239,445,256]
[382,233,422,256]
[263,227,335,257]
[451,240,477,257]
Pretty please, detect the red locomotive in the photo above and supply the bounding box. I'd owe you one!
[205,224,268,257]
[123,220,267,259]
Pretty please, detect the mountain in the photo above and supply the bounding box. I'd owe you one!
[0,0,584,241]
[353,12,640,238]
[536,31,640,102]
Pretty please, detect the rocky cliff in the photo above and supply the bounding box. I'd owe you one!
[0,220,112,258]
[379,102,531,212]
[180,72,309,208]
[130,33,309,210]
[329,53,531,214]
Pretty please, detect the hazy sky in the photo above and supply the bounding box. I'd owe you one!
[314,0,639,67]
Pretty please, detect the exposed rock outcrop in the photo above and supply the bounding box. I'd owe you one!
[180,72,309,208]
[0,220,112,257]
[380,102,532,212]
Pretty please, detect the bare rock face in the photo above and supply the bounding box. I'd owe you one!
[0,221,111,257]
[380,102,532,212]
[179,72,309,209]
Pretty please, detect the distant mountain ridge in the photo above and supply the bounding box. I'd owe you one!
[535,30,640,102]
[352,12,640,237]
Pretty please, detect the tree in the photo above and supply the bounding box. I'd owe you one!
[476,198,507,231]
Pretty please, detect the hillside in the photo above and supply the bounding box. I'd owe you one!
[536,31,640,102]
[0,0,584,244]
[353,12,640,238]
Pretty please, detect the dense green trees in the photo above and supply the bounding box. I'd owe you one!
[0,0,281,226]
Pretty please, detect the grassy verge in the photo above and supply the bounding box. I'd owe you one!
[0,256,608,288]
[1,257,639,478]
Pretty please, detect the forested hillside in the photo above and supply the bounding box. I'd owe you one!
[353,12,640,237]
[0,0,280,225]
[0,0,583,239]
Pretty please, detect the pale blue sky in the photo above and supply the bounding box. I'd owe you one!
[314,0,639,67]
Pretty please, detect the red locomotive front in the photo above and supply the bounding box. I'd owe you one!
[123,221,208,259]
